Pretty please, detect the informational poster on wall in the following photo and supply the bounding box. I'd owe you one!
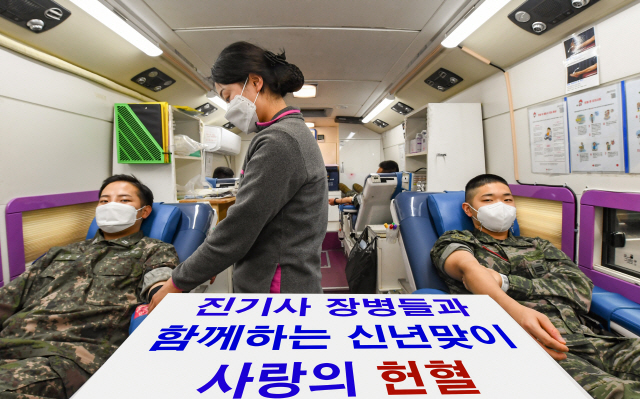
[564,27,599,94]
[625,78,640,173]
[567,83,625,172]
[528,100,570,174]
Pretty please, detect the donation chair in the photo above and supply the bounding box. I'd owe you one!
[391,191,520,294]
[205,177,238,189]
[87,202,215,333]
[393,191,640,337]
[339,172,405,236]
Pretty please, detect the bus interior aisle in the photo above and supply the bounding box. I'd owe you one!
[3,0,640,398]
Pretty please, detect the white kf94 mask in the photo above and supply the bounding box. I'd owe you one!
[96,202,146,234]
[468,201,517,233]
[224,78,260,134]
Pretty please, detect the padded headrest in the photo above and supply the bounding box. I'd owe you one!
[205,177,238,188]
[86,202,182,243]
[391,172,404,200]
[427,191,520,236]
[393,191,431,222]
[362,173,398,191]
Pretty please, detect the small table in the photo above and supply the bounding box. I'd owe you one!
[73,294,589,398]
[179,197,236,224]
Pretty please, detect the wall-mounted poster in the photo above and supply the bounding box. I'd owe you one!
[567,83,625,172]
[563,27,596,59]
[564,27,599,94]
[528,100,570,174]
[626,78,640,173]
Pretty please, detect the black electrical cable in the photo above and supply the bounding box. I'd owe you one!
[456,45,579,260]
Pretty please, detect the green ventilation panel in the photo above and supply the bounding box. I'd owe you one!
[115,103,167,164]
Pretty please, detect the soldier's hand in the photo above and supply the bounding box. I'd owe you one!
[148,278,183,314]
[508,305,569,361]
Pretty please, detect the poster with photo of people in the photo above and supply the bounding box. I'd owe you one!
[567,83,625,172]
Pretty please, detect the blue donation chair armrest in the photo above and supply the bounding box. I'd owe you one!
[590,286,640,336]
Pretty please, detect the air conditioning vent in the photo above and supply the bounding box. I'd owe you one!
[508,0,600,35]
[301,109,332,118]
[0,0,71,33]
[424,68,463,92]
[334,116,363,124]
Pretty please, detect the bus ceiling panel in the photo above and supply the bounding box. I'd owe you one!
[460,0,635,69]
[143,0,443,31]
[395,50,498,114]
[0,1,225,117]
[175,28,419,82]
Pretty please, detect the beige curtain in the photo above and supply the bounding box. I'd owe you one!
[513,196,563,250]
[23,202,98,263]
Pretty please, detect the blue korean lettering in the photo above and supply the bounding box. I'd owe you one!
[429,325,472,349]
[197,325,245,350]
[388,325,431,348]
[289,326,330,349]
[348,325,388,349]
[149,325,200,351]
[198,298,236,316]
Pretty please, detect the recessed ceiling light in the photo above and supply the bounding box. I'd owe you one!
[293,84,317,98]
[362,95,395,123]
[305,122,315,128]
[442,0,511,48]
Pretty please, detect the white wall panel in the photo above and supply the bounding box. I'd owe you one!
[0,46,138,282]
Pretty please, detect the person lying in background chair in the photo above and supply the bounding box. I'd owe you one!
[329,160,400,206]
[212,166,234,179]
[0,174,178,399]
[431,173,640,398]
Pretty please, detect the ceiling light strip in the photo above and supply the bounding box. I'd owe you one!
[441,0,511,48]
[68,0,162,56]
[362,97,395,124]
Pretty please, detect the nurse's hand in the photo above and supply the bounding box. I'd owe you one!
[148,278,182,314]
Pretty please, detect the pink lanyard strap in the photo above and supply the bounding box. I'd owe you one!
[256,110,301,128]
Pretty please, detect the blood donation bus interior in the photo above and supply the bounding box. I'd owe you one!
[2,0,640,398]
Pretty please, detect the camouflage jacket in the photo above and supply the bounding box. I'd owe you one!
[430,229,594,336]
[0,231,178,374]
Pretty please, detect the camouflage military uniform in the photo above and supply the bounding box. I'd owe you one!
[431,229,640,399]
[0,231,178,398]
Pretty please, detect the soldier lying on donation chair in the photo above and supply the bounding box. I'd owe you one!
[430,174,640,399]
[0,175,179,399]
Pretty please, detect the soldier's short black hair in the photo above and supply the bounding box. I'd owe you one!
[213,166,235,179]
[99,174,154,207]
[465,174,510,203]
[379,160,399,173]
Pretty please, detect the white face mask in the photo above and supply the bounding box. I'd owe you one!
[96,202,146,234]
[224,78,260,134]
[468,201,517,233]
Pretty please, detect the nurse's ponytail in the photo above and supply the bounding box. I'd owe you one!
[212,41,304,98]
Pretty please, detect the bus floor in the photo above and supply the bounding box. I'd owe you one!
[320,232,349,293]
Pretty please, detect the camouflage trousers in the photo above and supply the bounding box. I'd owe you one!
[559,334,640,399]
[0,356,89,399]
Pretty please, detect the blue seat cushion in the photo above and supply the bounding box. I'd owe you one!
[394,191,431,223]
[339,204,357,213]
[590,285,640,334]
[413,288,448,295]
[86,203,181,243]
[166,202,215,263]
[427,191,520,236]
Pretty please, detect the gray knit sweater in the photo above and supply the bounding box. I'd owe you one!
[172,107,328,293]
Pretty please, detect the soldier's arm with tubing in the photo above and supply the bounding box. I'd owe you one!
[443,250,569,361]
[507,240,593,315]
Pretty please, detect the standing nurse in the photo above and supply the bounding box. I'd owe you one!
[149,41,327,310]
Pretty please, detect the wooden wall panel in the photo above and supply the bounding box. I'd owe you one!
[513,196,563,250]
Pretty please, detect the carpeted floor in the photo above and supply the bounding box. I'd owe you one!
[320,232,349,292]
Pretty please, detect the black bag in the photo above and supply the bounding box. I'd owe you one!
[345,227,378,294]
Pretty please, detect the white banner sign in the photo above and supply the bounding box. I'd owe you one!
[567,84,625,172]
[73,294,589,398]
[625,79,640,173]
[528,100,570,174]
